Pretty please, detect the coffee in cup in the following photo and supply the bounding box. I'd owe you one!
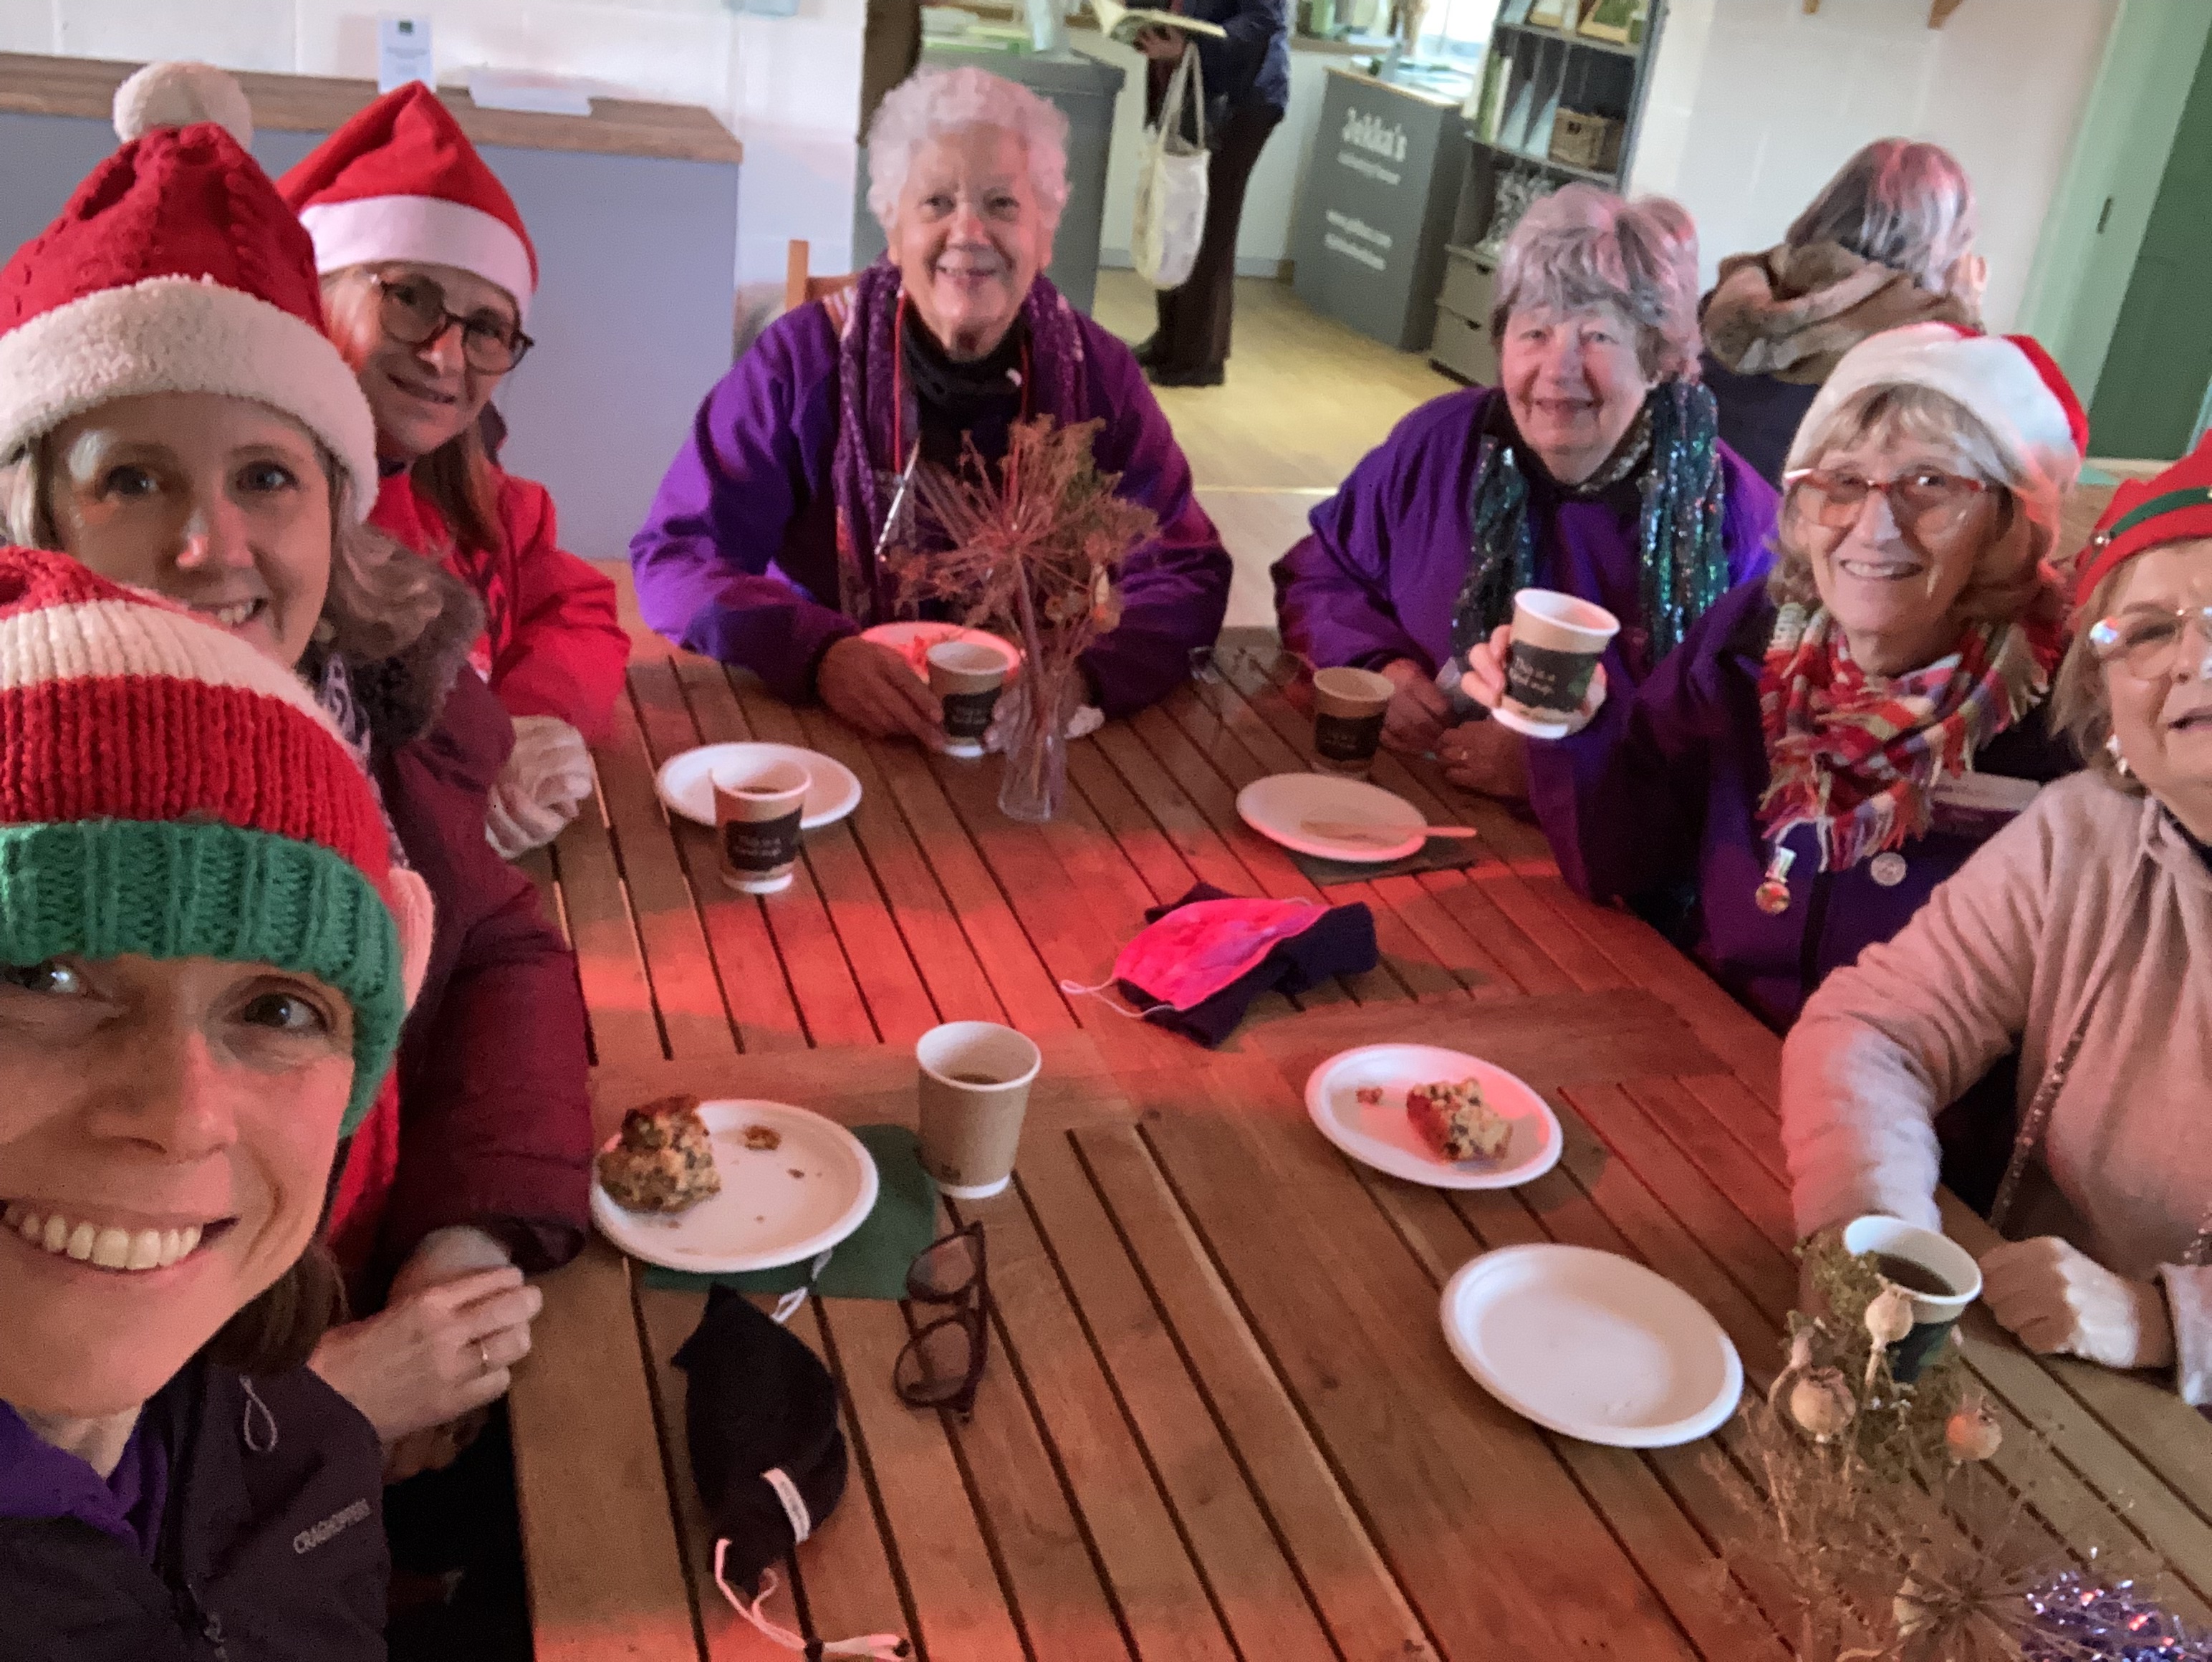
[927,640,1009,759]
[1841,1214,1982,1383]
[713,758,810,895]
[915,1021,1042,1199]
[1491,589,1621,739]
[1311,666,1393,777]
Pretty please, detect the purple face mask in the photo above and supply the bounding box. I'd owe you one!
[1105,897,1327,1011]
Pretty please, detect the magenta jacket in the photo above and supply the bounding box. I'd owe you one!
[627,295,1232,718]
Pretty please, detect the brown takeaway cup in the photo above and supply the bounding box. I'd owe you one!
[1311,666,1394,776]
[926,640,1009,759]
[712,758,810,895]
[1494,589,1620,739]
[915,1021,1042,1199]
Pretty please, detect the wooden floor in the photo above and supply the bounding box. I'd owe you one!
[1091,270,1458,630]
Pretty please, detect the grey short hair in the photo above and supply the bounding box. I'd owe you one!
[1489,184,1702,380]
[1788,139,1978,296]
[865,67,1071,239]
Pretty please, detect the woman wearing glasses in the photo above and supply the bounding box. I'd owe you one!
[280,85,630,858]
[1781,445,2212,1403]
[1458,325,2086,1029]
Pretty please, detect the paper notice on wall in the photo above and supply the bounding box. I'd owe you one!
[378,16,434,93]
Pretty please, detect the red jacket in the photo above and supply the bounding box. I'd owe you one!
[326,620,595,1302]
[372,468,629,742]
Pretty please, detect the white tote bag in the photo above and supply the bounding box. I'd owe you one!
[1132,43,1209,291]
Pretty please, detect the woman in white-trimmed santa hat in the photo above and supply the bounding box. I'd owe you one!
[279,84,629,859]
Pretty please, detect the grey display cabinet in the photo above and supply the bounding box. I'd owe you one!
[0,51,741,562]
[1290,66,1471,352]
[850,42,1125,314]
[1430,2,1667,385]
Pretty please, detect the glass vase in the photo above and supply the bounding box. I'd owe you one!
[997,676,1070,822]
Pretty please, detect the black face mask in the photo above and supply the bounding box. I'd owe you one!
[675,1288,908,1658]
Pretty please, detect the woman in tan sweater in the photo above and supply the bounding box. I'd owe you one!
[1781,444,2212,1406]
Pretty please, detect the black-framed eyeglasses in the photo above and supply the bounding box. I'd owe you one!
[368,273,534,373]
[893,1221,989,1419]
[2088,603,2212,678]
[1781,466,1990,533]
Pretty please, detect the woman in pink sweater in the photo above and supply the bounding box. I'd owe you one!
[1781,443,2212,1407]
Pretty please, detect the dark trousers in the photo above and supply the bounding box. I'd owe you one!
[1145,94,1284,375]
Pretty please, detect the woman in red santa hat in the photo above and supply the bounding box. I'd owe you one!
[279,82,629,860]
[0,62,592,1638]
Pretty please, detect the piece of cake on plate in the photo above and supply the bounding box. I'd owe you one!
[597,1094,723,1213]
[1405,1077,1512,1163]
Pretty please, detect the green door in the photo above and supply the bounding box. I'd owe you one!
[2089,25,2212,459]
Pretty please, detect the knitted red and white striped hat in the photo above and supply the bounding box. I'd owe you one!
[0,63,379,515]
[0,546,432,1130]
[278,82,537,320]
[1785,322,2088,534]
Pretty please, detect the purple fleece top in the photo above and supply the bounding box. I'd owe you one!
[628,300,1232,719]
[1271,385,1779,692]
[0,1401,163,1558]
[1527,578,2079,1029]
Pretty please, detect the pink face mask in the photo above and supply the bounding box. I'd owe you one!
[1090,897,1327,1012]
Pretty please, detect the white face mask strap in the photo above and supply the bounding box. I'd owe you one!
[711,1542,913,1658]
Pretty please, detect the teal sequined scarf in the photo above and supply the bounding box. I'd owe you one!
[1451,380,1731,675]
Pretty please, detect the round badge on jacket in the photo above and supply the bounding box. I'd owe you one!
[1869,852,1908,888]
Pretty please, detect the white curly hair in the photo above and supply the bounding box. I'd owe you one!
[865,67,1071,239]
[1489,183,1703,381]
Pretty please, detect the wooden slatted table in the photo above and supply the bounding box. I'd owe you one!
[508,593,2212,1661]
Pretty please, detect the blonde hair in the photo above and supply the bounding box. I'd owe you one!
[1769,382,2056,631]
[322,267,506,560]
[0,430,446,665]
[2052,562,2144,796]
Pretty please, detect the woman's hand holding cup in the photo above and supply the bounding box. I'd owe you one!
[1466,605,1611,739]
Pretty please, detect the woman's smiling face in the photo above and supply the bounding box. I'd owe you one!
[327,260,518,463]
[0,954,354,1421]
[887,125,1050,362]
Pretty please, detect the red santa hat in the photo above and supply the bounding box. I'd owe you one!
[0,62,379,515]
[1784,322,2088,536]
[278,83,538,321]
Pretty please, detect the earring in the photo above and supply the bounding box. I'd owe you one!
[2106,733,2132,779]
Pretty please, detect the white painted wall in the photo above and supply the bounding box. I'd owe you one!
[6,0,865,323]
[1627,0,2120,332]
[1090,31,1335,274]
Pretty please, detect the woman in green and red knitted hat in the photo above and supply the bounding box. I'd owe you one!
[1781,439,2212,1407]
[0,546,436,1655]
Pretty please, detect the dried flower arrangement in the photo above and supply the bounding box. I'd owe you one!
[1708,1236,2204,1662]
[893,417,1157,821]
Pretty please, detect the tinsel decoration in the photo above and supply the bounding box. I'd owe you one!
[2020,1573,2208,1661]
[1451,378,1734,675]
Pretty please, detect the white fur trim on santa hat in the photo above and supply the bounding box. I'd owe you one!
[113,61,254,148]
[300,195,535,320]
[0,277,378,517]
[1784,322,2083,532]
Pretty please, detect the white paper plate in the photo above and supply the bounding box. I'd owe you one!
[860,622,1023,682]
[655,742,862,830]
[1441,1244,1743,1447]
[1236,774,1426,863]
[591,1100,880,1274]
[1305,1044,1563,1189]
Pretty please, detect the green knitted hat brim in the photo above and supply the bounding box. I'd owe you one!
[0,821,404,1133]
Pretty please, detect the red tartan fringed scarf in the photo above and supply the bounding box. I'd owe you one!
[1757,600,2062,871]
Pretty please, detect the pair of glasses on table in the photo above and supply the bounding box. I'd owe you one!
[893,1221,989,1418]
[369,273,534,373]
[1781,467,1992,533]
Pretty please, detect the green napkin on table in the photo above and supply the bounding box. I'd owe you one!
[640,1123,938,1300]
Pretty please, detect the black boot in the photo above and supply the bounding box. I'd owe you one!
[1146,362,1226,388]
[1129,334,1161,366]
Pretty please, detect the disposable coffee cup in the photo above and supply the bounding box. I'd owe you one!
[927,640,1008,760]
[1494,589,1620,740]
[1842,1214,1983,1383]
[1311,666,1393,777]
[915,1021,1042,1199]
[712,759,809,895]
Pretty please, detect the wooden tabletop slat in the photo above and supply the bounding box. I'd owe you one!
[524,632,2212,1661]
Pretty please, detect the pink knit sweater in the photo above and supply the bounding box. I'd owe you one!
[1781,772,2212,1406]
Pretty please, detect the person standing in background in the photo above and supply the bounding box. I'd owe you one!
[1130,0,1290,389]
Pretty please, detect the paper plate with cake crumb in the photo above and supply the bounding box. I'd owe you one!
[1304,1044,1562,1189]
[591,1100,879,1273]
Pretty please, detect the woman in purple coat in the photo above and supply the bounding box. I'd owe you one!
[1273,185,1779,796]
[630,67,1231,741]
[1460,325,2088,1029]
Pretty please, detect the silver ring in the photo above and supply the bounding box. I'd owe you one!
[476,1338,491,1375]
